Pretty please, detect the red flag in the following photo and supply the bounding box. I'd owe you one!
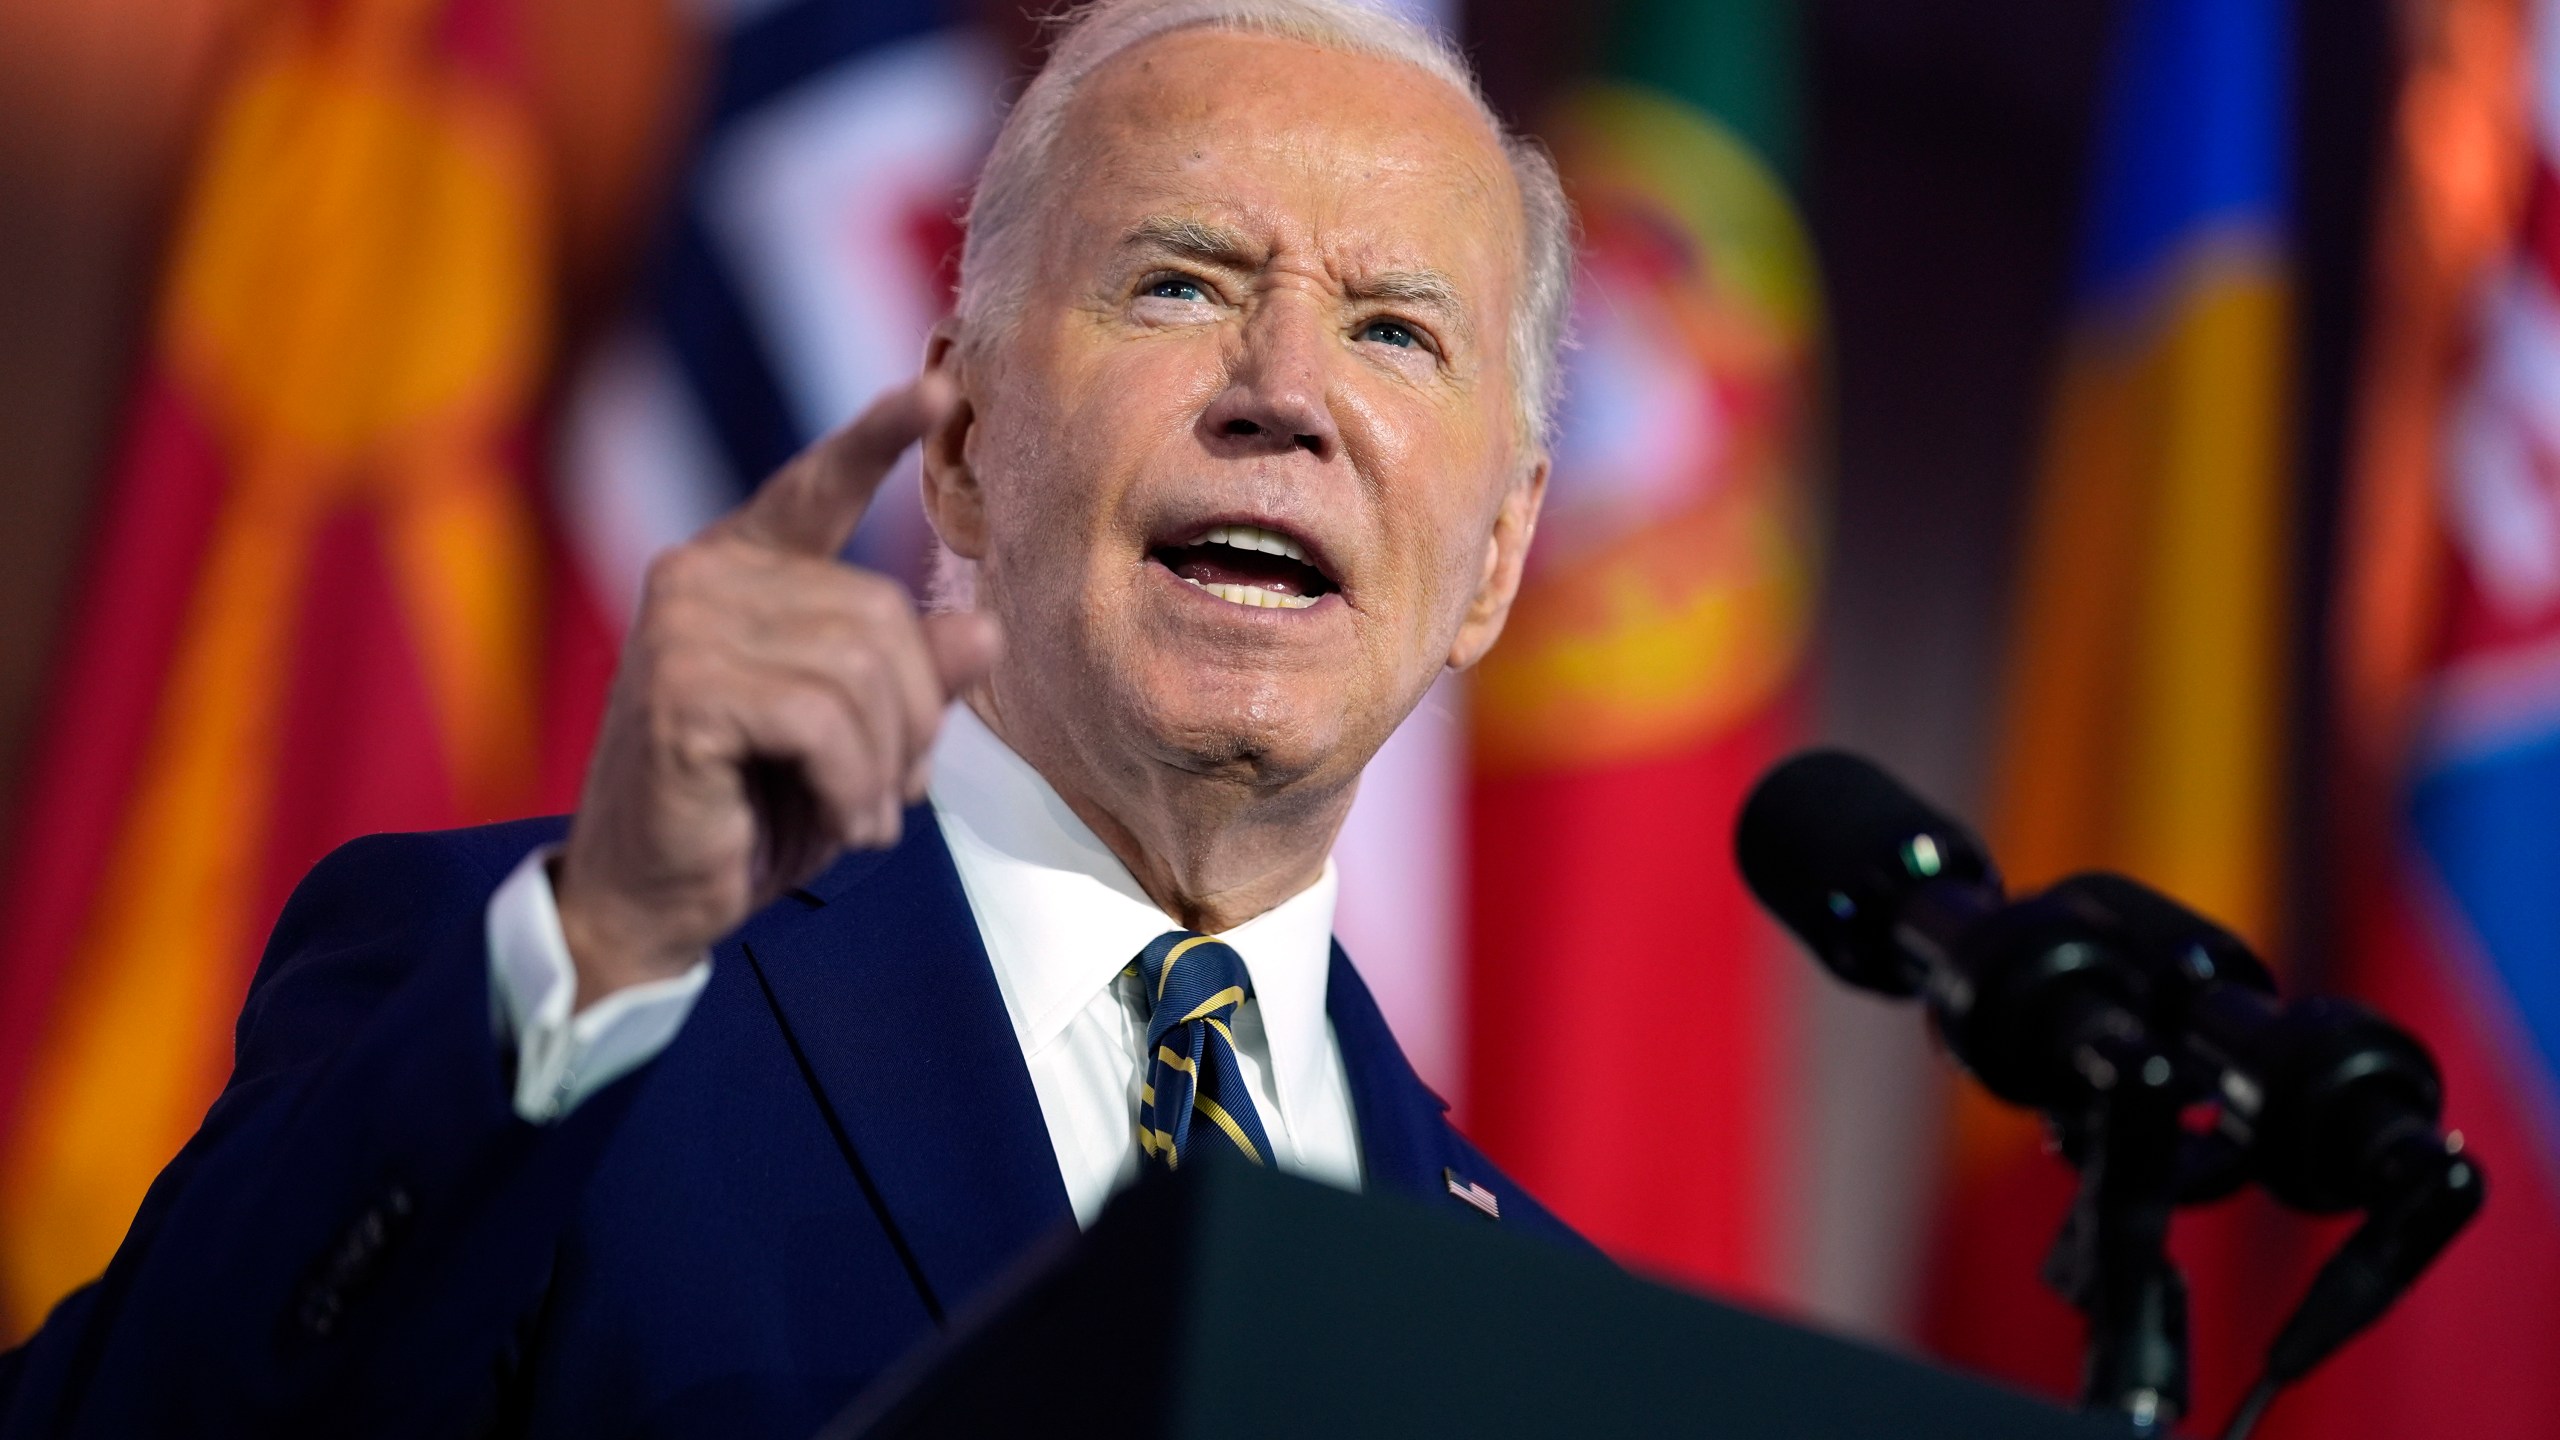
[1464,62,1823,1295]
[2283,0,2560,1432]
[0,0,601,1337]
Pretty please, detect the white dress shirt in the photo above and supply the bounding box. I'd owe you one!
[484,703,1363,1225]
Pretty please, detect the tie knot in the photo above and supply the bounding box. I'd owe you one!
[1133,929,1273,1170]
[1137,930,1252,1032]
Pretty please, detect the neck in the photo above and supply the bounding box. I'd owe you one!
[965,689,1350,935]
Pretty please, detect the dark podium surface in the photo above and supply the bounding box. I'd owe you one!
[829,1156,2134,1439]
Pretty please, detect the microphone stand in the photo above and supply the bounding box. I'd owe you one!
[1734,754,2488,1440]
[2041,1029,2192,1434]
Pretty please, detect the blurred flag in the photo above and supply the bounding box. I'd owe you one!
[0,0,586,1336]
[556,0,999,616]
[1462,0,1823,1296]
[1920,0,2300,1413]
[2297,0,2560,1432]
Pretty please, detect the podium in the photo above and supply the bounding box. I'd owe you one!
[829,1157,2132,1439]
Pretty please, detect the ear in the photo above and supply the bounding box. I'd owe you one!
[1445,454,1548,671]
[917,321,988,560]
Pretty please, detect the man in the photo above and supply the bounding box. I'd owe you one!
[0,0,1581,1433]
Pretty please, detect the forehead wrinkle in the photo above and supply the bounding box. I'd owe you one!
[1050,32,1524,379]
[1064,37,1519,236]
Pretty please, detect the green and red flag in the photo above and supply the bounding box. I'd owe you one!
[1465,0,1823,1297]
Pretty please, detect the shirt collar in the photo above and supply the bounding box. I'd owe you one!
[926,703,1340,1133]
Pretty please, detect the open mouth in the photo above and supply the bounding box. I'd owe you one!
[1149,523,1340,611]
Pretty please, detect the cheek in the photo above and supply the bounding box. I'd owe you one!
[980,333,1221,577]
[1420,496,1497,608]
[1086,331,1231,432]
[1341,395,1475,559]
[1059,344,1224,529]
[1376,445,1508,594]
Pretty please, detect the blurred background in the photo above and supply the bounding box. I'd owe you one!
[0,0,2553,1435]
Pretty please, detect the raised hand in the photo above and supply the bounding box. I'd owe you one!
[553,376,1000,1004]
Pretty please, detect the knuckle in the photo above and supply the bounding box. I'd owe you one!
[634,666,724,764]
[651,698,726,772]
[646,649,712,710]
[800,606,864,655]
[836,644,884,694]
[642,544,709,606]
[667,725,728,775]
[841,570,913,626]
[769,685,837,743]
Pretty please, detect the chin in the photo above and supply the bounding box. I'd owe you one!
[1125,672,1360,788]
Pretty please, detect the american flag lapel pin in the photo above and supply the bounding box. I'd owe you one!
[1443,1167,1500,1220]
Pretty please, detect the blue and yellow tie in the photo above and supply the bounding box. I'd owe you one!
[1135,930,1275,1171]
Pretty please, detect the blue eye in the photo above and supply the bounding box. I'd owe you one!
[1144,277,1208,302]
[1360,318,1420,349]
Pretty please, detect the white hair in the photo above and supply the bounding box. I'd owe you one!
[952,0,1576,449]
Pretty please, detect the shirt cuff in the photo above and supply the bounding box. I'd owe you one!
[485,844,711,1124]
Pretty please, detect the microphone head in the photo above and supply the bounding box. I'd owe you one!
[1734,749,1997,995]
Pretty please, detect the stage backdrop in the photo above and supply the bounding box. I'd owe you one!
[0,0,613,1334]
[1917,0,2560,1437]
[0,8,2550,1433]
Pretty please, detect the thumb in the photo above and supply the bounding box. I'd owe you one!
[921,609,1003,697]
[904,610,1003,802]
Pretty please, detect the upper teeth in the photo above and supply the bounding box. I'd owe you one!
[1202,524,1311,565]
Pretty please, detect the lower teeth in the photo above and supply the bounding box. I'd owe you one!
[1182,577,1318,610]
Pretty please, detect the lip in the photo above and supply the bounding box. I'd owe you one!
[1149,510,1347,593]
[1146,504,1351,599]
[1146,556,1350,619]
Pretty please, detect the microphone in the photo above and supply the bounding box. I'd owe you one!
[1731,748,1998,998]
[1735,750,2182,1116]
[1734,749,2485,1438]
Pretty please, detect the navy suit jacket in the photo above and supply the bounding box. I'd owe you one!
[0,808,1579,1438]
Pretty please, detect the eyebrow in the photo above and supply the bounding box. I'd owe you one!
[1350,269,1463,313]
[1122,216,1260,268]
[1119,216,1473,338]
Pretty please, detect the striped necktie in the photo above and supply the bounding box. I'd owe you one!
[1135,930,1275,1171]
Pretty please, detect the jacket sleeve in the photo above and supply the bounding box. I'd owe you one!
[0,826,659,1439]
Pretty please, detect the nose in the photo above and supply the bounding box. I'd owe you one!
[1198,294,1341,462]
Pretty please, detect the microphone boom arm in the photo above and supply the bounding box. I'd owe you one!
[1734,751,2487,1438]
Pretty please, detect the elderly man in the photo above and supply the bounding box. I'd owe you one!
[0,0,1582,1433]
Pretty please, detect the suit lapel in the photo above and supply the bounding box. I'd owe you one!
[726,804,1073,1324]
[1325,943,1462,1206]
[734,831,1497,1313]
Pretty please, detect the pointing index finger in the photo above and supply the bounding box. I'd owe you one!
[719,374,955,556]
